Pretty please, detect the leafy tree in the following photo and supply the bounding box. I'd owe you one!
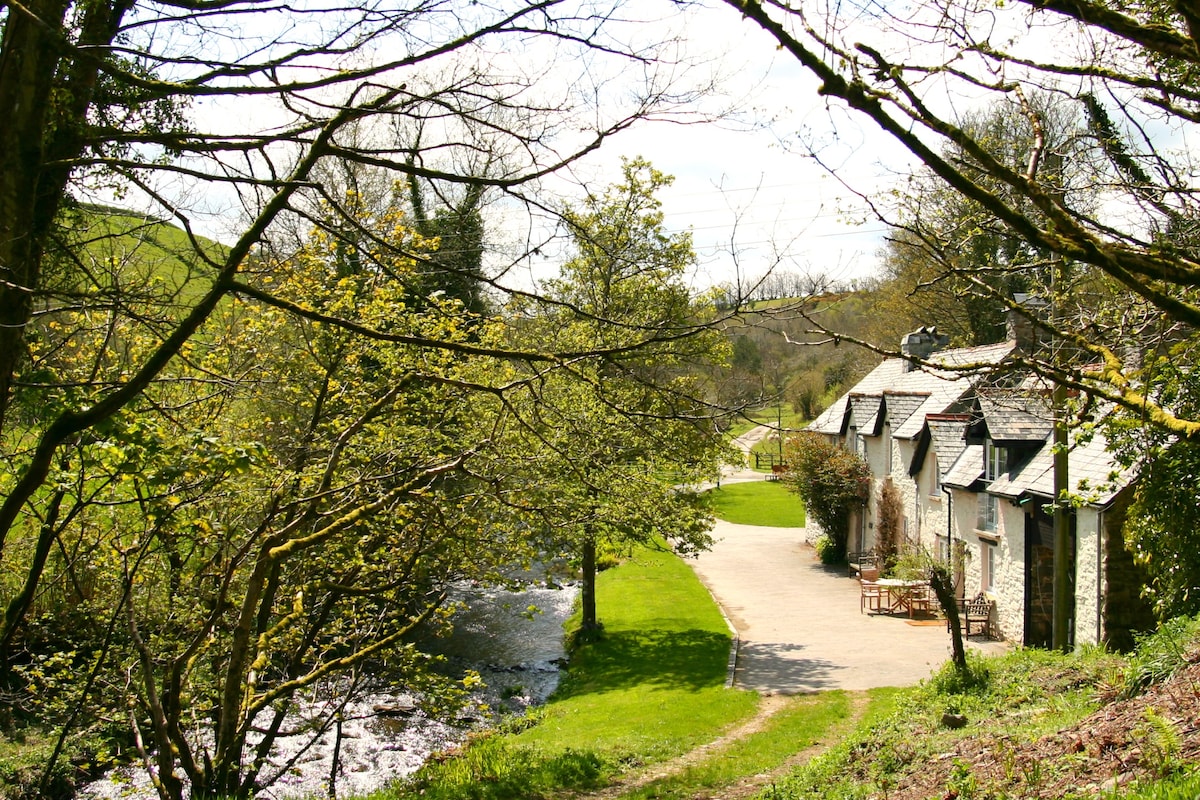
[408,177,491,317]
[722,0,1200,440]
[0,4,756,793]
[781,432,871,560]
[1107,352,1200,619]
[870,94,1089,343]
[507,158,734,634]
[6,199,535,799]
[0,0,708,539]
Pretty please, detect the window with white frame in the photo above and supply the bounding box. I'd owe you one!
[929,452,942,498]
[977,492,1000,533]
[977,437,1005,533]
[985,439,1008,481]
[884,425,893,469]
[981,539,997,593]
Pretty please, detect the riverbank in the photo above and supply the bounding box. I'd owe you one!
[380,542,775,799]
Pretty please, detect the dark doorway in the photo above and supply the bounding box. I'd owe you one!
[1024,502,1075,649]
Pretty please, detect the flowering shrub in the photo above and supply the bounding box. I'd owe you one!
[781,432,871,561]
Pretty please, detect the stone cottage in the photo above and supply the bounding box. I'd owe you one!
[805,319,1154,649]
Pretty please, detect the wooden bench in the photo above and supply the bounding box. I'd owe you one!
[948,592,994,638]
[847,550,878,578]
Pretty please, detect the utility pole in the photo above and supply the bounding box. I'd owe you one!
[1052,360,1072,650]
[1048,151,1074,652]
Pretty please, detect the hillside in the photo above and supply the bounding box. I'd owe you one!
[887,656,1200,799]
[764,619,1200,800]
[64,203,227,300]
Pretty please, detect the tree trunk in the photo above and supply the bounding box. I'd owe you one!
[0,0,71,435]
[580,534,599,634]
[0,0,133,435]
[929,564,967,673]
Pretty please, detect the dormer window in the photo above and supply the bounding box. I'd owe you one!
[985,440,1008,482]
[978,438,1005,533]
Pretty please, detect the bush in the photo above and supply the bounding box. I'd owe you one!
[0,729,107,800]
[1121,615,1200,700]
[781,432,870,560]
[924,652,991,696]
[813,534,840,565]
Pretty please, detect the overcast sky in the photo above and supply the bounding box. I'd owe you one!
[112,0,921,295]
[519,1,915,295]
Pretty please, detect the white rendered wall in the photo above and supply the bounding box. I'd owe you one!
[1074,507,1102,647]
[992,500,1027,643]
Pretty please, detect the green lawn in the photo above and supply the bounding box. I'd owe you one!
[707,480,806,527]
[512,545,757,758]
[382,544,761,799]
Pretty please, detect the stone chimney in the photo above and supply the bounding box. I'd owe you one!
[900,326,950,371]
[1006,293,1050,353]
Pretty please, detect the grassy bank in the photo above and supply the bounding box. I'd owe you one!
[764,619,1200,800]
[376,544,756,799]
[373,543,851,800]
[707,481,806,527]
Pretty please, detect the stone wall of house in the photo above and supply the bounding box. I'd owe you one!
[894,439,919,549]
[1100,493,1156,652]
[993,500,1027,642]
[799,502,830,547]
[951,490,979,595]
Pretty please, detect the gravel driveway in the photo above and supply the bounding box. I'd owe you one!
[689,516,1007,694]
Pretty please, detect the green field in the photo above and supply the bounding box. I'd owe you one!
[707,480,806,527]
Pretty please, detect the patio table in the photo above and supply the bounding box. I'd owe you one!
[875,579,930,618]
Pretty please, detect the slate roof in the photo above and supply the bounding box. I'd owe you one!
[848,394,885,436]
[974,392,1054,444]
[807,336,1129,507]
[916,413,971,479]
[894,386,972,440]
[808,340,1016,438]
[987,430,1132,507]
[944,443,984,489]
[881,392,930,432]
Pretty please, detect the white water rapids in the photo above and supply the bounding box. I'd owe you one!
[82,582,578,799]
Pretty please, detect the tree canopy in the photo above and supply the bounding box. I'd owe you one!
[781,432,871,561]
[503,158,734,633]
[725,0,1200,439]
[0,0,740,789]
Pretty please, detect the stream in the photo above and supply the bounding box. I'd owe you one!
[82,580,578,799]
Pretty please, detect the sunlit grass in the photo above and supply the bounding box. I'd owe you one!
[707,481,806,527]
[513,544,757,759]
[620,691,854,800]
[374,544,758,800]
